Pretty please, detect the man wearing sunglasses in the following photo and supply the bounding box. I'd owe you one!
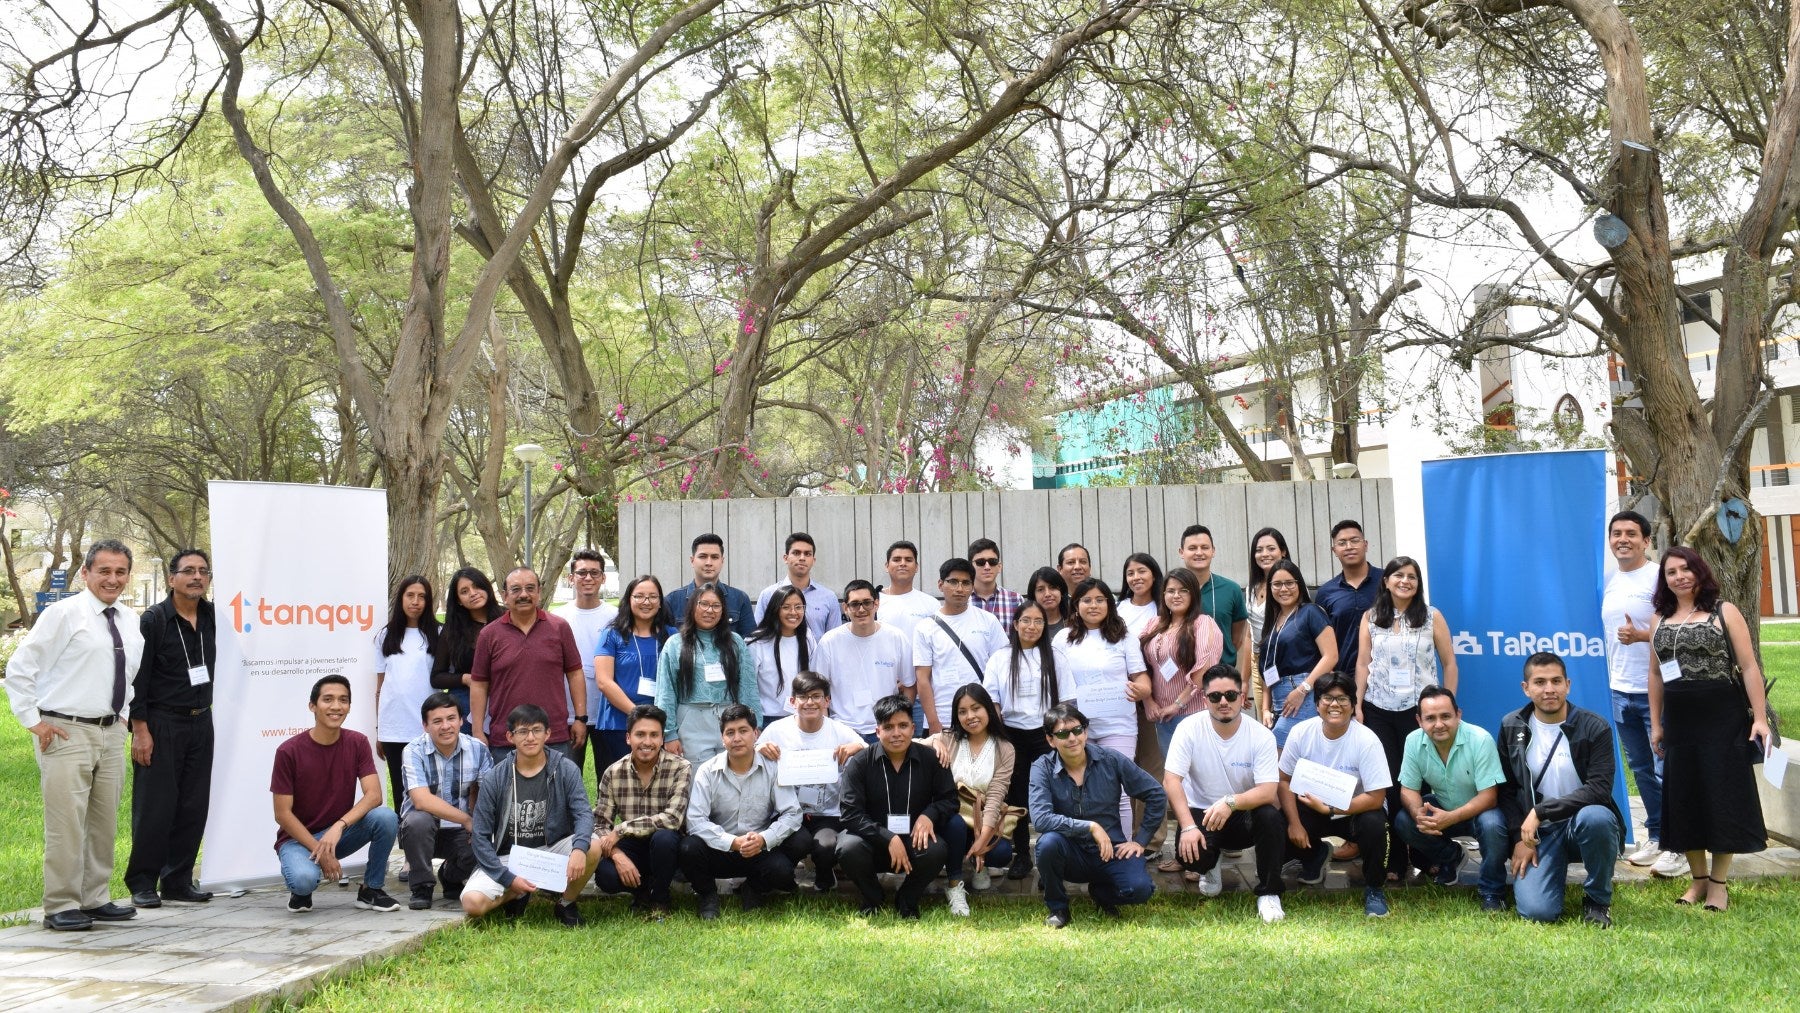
[1161,665,1286,923]
[1028,702,1167,928]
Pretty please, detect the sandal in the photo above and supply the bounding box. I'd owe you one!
[1704,876,1729,913]
[1157,857,1183,873]
[1676,876,1707,905]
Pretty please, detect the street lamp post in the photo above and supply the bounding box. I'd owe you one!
[513,443,546,569]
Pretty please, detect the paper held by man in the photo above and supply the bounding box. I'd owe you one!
[1288,758,1357,812]
[777,748,839,787]
[505,845,569,892]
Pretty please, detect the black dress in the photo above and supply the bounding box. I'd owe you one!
[1654,614,1766,854]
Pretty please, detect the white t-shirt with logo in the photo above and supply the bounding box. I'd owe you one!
[1528,715,1581,802]
[1277,717,1392,795]
[1053,627,1148,740]
[912,608,1006,727]
[878,588,940,639]
[1601,562,1657,693]
[1165,712,1279,810]
[555,601,619,724]
[819,623,914,735]
[759,715,864,815]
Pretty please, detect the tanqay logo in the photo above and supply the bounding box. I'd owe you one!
[1451,629,1605,658]
[228,593,377,633]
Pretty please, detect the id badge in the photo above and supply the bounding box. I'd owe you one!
[1263,664,1280,688]
[1159,657,1180,682]
[187,665,211,687]
[637,675,659,698]
[704,662,726,683]
[886,814,912,835]
[1659,657,1684,683]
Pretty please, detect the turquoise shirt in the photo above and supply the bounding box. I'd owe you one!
[1397,720,1504,813]
[653,628,758,741]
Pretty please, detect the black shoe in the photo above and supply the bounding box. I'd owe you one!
[355,886,400,913]
[131,890,163,909]
[857,902,881,917]
[1006,860,1033,881]
[553,901,583,927]
[441,879,464,901]
[697,894,721,921]
[288,893,313,914]
[80,902,136,921]
[161,886,213,904]
[44,910,94,931]
[1433,863,1459,887]
[814,868,837,892]
[1045,910,1070,929]
[1480,894,1506,913]
[896,904,921,920]
[1097,901,1123,919]
[502,895,531,918]
[1582,899,1613,929]
[409,886,434,910]
[1298,849,1328,886]
[739,884,764,912]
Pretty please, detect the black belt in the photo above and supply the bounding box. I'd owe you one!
[40,710,119,727]
[149,705,212,717]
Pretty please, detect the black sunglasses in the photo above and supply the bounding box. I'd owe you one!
[1050,725,1088,740]
[1205,690,1241,704]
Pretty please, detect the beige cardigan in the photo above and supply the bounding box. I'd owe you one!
[922,731,1017,830]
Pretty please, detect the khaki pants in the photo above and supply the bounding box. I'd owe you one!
[36,721,126,914]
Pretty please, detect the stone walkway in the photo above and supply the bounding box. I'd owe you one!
[3,797,1798,1011]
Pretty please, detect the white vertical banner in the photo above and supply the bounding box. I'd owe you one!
[199,481,387,891]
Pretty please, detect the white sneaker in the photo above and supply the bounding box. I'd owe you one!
[1258,895,1285,923]
[1199,867,1223,898]
[1651,851,1691,878]
[971,867,992,891]
[945,883,970,917]
[1626,838,1661,866]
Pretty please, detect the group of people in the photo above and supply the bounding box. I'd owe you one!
[4,511,1773,932]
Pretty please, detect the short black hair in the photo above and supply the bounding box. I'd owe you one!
[873,694,912,726]
[310,673,352,705]
[886,540,919,562]
[790,671,830,698]
[1042,701,1088,735]
[843,578,877,601]
[627,704,668,730]
[420,691,464,723]
[968,538,999,560]
[570,548,605,570]
[168,548,210,575]
[1311,671,1357,704]
[1200,664,1242,689]
[507,703,550,732]
[719,702,757,731]
[1179,524,1212,545]
[691,533,724,554]
[1608,510,1651,539]
[1417,685,1458,711]
[1330,519,1364,540]
[939,557,975,582]
[784,532,816,553]
[1522,651,1567,679]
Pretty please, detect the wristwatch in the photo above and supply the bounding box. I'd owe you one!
[1225,794,1238,810]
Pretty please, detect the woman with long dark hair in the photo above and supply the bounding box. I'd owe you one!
[745,585,819,727]
[375,575,440,809]
[432,567,503,726]
[1117,552,1164,637]
[981,599,1063,881]
[1055,577,1151,835]
[1140,567,1223,873]
[1355,555,1457,883]
[593,575,675,772]
[924,683,1020,912]
[652,583,757,765]
[1260,560,1338,749]
[1025,567,1070,639]
[1649,547,1770,912]
[1244,527,1290,725]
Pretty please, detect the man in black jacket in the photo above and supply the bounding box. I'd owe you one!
[835,695,957,919]
[1498,652,1623,927]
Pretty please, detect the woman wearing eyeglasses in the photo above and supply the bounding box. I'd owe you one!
[652,583,756,765]
[594,576,675,772]
[1259,560,1339,750]
[745,585,821,727]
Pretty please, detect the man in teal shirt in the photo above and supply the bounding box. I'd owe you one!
[1178,525,1249,670]
[1394,686,1507,911]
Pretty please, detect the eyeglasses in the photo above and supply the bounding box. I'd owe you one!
[973,558,1001,567]
[1050,725,1087,740]
[845,599,876,610]
[1205,690,1241,703]
[1333,537,1365,548]
[629,594,660,604]
[942,578,972,588]
[794,693,828,704]
[174,567,212,577]
[511,726,550,739]
[573,569,603,579]
[1015,617,1045,626]
[694,601,723,611]
[506,585,539,595]
[1319,696,1353,709]
[1269,580,1299,590]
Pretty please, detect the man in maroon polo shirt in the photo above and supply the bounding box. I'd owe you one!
[468,567,586,762]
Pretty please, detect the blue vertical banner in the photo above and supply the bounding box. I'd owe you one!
[1421,450,1630,824]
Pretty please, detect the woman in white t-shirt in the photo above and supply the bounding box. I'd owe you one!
[1115,552,1163,638]
[1055,577,1151,835]
[375,575,441,810]
[981,600,1064,880]
[745,585,821,726]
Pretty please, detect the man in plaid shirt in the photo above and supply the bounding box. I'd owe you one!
[968,538,1023,632]
[594,704,691,919]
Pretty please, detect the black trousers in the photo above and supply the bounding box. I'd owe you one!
[835,833,948,914]
[1179,805,1287,896]
[1361,703,1421,876]
[1292,807,1388,887]
[381,742,409,813]
[125,710,213,894]
[778,814,845,874]
[677,834,797,896]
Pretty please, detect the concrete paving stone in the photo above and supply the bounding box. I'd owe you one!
[130,950,299,986]
[0,945,69,971]
[4,947,137,977]
[66,950,199,983]
[17,978,196,1011]
[0,975,64,1005]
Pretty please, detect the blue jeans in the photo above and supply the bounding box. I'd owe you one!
[1154,717,1182,757]
[1269,677,1318,749]
[1610,690,1662,839]
[942,815,1013,879]
[1393,799,1509,899]
[276,806,398,895]
[1035,831,1154,916]
[1513,804,1621,922]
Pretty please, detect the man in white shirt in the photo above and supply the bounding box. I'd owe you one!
[1277,672,1393,918]
[755,532,841,638]
[819,580,914,741]
[877,540,940,637]
[1162,665,1286,923]
[758,672,868,891]
[678,704,803,919]
[552,549,618,776]
[1599,510,1679,875]
[912,558,1005,734]
[7,540,145,931]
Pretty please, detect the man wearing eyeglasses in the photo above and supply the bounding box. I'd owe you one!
[1161,665,1286,923]
[967,538,1023,632]
[759,672,867,891]
[552,549,618,775]
[125,549,218,909]
[1277,672,1393,917]
[1315,519,1383,678]
[470,568,586,763]
[1028,702,1167,928]
[819,580,914,742]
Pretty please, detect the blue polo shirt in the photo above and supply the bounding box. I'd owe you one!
[1316,566,1383,676]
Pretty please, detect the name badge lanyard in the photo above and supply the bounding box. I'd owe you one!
[1265,608,1297,682]
[176,618,210,685]
[633,637,650,694]
[886,757,913,823]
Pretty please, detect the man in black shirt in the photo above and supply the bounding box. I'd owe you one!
[126,550,217,907]
[835,695,957,919]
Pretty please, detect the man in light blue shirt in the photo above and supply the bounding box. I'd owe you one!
[754,532,840,637]
[678,704,802,919]
[1394,685,1507,910]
